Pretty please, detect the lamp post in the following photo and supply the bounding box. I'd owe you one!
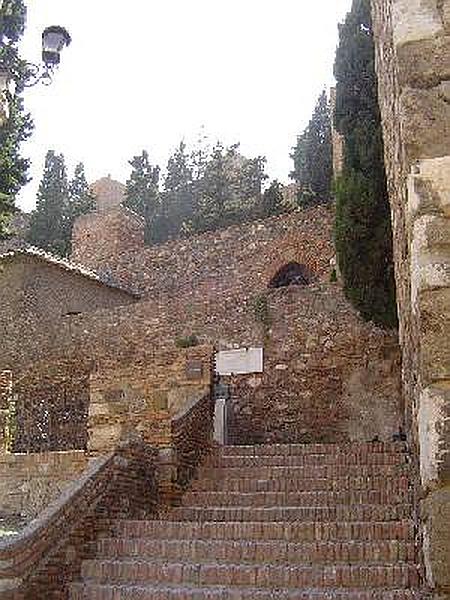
[0,24,71,125]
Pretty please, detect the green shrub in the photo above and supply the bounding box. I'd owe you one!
[175,334,199,348]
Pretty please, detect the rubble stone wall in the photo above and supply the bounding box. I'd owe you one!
[371,0,450,595]
[0,451,89,520]
[72,207,335,296]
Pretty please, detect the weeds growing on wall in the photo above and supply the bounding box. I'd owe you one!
[252,294,271,337]
[175,334,199,349]
[333,0,398,329]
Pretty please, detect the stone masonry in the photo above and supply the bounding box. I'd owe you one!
[371,0,450,596]
[0,179,404,527]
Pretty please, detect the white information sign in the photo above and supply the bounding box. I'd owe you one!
[215,347,263,376]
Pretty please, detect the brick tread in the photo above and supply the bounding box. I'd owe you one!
[81,559,420,589]
[71,582,422,600]
[166,506,413,522]
[220,443,407,456]
[200,463,406,481]
[96,538,417,565]
[181,489,411,507]
[210,455,408,469]
[72,444,423,598]
[192,468,410,491]
[113,520,415,542]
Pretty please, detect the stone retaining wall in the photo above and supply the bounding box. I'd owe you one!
[0,451,89,521]
[371,0,450,595]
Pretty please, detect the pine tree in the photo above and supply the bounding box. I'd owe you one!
[290,90,332,206]
[124,150,160,244]
[0,0,33,238]
[27,150,69,256]
[334,0,397,328]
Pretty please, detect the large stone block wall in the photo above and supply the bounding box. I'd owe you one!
[371,0,450,595]
[0,451,89,520]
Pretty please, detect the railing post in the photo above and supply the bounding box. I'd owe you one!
[213,398,227,445]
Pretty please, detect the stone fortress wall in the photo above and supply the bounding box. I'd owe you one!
[0,184,404,519]
[371,0,450,595]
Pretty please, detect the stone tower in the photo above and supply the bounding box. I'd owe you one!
[71,176,145,274]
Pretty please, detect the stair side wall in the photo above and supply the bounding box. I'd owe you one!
[371,0,450,595]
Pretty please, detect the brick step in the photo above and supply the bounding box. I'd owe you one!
[192,465,409,490]
[165,505,413,522]
[209,454,408,469]
[80,559,420,589]
[96,538,417,565]
[179,488,411,508]
[113,520,415,543]
[220,442,408,457]
[199,464,408,480]
[189,476,410,494]
[70,582,422,600]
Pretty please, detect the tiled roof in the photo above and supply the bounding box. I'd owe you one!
[0,246,138,297]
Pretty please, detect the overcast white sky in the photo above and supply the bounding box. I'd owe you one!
[17,0,352,212]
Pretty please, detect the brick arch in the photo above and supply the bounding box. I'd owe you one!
[268,262,313,288]
[261,231,334,286]
[262,233,322,287]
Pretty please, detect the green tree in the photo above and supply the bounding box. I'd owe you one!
[258,180,286,219]
[64,162,95,253]
[0,0,33,238]
[68,163,95,220]
[290,90,332,206]
[124,150,160,244]
[157,141,194,241]
[27,150,69,256]
[190,142,267,233]
[334,0,397,328]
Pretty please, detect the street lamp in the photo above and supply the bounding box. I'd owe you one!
[0,24,71,125]
[25,26,72,86]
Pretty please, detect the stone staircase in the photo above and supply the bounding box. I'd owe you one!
[70,442,424,599]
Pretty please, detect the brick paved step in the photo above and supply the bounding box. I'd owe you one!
[165,505,413,522]
[113,520,414,542]
[70,582,422,600]
[96,538,417,565]
[199,464,409,480]
[209,453,408,469]
[189,476,409,494]
[183,478,411,506]
[220,442,408,457]
[80,559,420,589]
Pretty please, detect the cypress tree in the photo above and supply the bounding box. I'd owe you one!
[290,90,332,206]
[27,150,69,256]
[258,180,286,219]
[0,0,33,238]
[68,163,95,220]
[334,0,397,328]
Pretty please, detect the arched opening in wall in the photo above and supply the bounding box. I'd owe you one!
[268,262,312,288]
